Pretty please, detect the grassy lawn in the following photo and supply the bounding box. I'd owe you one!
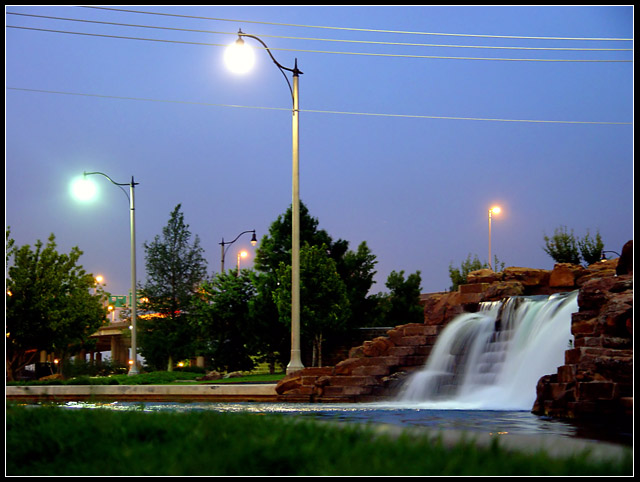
[7,370,285,386]
[6,404,632,476]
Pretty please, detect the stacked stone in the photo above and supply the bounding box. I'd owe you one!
[275,323,442,402]
[533,264,633,423]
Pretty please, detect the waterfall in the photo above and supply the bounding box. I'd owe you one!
[397,291,578,410]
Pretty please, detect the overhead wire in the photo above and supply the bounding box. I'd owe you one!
[6,11,633,52]
[78,5,633,42]
[6,7,633,125]
[5,9,633,62]
[6,87,632,126]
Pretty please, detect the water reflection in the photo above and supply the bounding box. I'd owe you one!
[60,401,630,446]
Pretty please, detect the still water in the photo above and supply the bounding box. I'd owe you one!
[60,401,631,446]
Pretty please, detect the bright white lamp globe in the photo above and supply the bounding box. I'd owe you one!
[224,40,255,74]
[71,177,97,202]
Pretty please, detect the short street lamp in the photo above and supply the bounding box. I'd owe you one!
[72,171,140,375]
[220,229,257,273]
[225,29,304,374]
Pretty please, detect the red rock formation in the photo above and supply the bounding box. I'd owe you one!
[276,242,633,427]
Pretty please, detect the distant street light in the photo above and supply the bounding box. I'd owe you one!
[72,171,140,375]
[488,206,501,270]
[225,29,304,374]
[237,250,249,274]
[220,230,257,273]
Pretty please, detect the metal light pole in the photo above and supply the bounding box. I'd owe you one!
[83,171,139,375]
[225,30,304,373]
[220,229,257,273]
[488,206,501,271]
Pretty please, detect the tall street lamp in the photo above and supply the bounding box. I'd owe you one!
[72,171,140,375]
[225,30,304,374]
[220,229,257,273]
[488,206,501,271]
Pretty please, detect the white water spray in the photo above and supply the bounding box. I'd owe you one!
[396,291,578,410]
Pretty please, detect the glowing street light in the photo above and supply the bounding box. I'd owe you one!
[225,29,304,374]
[488,206,501,270]
[237,250,249,274]
[72,171,140,375]
[220,229,257,273]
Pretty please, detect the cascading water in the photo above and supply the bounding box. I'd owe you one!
[397,291,578,410]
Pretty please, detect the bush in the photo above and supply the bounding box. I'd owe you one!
[543,226,605,266]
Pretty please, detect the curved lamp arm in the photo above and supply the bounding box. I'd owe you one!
[84,171,138,201]
[235,29,302,106]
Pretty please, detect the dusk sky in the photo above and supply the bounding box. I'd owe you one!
[6,5,633,299]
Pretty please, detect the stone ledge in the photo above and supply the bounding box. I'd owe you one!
[6,384,279,403]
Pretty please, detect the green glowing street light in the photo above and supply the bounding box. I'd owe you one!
[72,171,140,375]
[225,29,304,374]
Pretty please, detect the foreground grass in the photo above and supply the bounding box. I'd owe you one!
[6,405,631,476]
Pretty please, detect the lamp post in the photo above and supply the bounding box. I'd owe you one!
[76,171,140,375]
[225,30,304,373]
[220,229,257,273]
[488,206,501,271]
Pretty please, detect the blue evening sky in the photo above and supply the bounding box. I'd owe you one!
[6,5,633,297]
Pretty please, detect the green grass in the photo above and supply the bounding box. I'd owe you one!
[7,371,286,386]
[6,404,632,476]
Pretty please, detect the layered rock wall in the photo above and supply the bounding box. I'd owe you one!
[532,243,633,424]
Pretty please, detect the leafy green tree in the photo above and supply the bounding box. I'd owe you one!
[192,271,257,373]
[379,270,423,326]
[138,204,207,371]
[252,202,349,367]
[249,272,289,372]
[6,230,108,380]
[578,229,605,265]
[254,202,338,274]
[336,241,379,329]
[274,243,351,367]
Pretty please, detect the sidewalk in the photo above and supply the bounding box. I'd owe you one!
[6,383,279,403]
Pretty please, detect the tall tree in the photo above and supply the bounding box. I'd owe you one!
[380,270,423,326]
[6,230,108,380]
[192,270,257,373]
[138,204,207,370]
[274,243,351,367]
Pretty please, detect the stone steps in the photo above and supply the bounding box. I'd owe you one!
[276,323,444,402]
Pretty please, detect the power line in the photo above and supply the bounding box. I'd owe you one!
[79,6,633,42]
[6,25,633,63]
[6,11,633,52]
[7,87,632,125]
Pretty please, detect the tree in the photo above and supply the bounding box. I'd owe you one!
[6,229,108,380]
[338,241,379,329]
[379,270,423,326]
[138,204,207,371]
[274,243,351,367]
[192,270,257,372]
